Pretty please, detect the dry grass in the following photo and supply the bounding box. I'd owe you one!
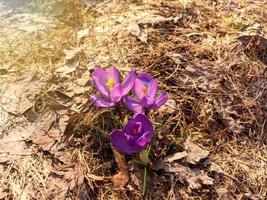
[0,0,266,199]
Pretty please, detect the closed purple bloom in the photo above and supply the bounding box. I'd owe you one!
[123,72,168,113]
[110,114,153,154]
[91,67,136,108]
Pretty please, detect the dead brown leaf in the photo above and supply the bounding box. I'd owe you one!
[164,163,214,190]
[30,111,60,152]
[63,48,82,62]
[77,28,90,43]
[137,13,179,25]
[210,162,224,174]
[1,75,46,115]
[112,147,129,189]
[112,171,129,189]
[184,139,209,164]
[0,111,57,160]
[164,151,188,163]
[128,23,147,43]
[159,98,177,113]
[32,128,61,151]
[56,60,80,76]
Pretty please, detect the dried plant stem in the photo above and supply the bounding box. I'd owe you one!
[112,146,128,173]
[111,106,129,189]
[111,146,129,189]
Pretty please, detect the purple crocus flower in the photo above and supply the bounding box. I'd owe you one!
[91,67,136,108]
[123,72,168,113]
[110,113,153,154]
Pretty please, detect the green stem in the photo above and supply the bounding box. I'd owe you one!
[142,166,148,196]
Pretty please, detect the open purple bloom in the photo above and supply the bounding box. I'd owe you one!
[123,72,168,113]
[91,67,136,108]
[110,114,153,154]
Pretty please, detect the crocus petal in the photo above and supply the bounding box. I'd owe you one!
[154,91,168,108]
[137,72,153,83]
[134,78,147,100]
[133,113,153,133]
[110,130,139,154]
[124,120,143,136]
[134,72,154,100]
[123,96,144,113]
[93,67,108,82]
[108,67,120,83]
[135,131,153,150]
[139,96,149,108]
[147,79,158,100]
[92,76,110,98]
[124,120,136,135]
[91,95,115,107]
[110,84,123,103]
[121,70,136,96]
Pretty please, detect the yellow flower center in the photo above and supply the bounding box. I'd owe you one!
[141,86,147,94]
[106,77,115,89]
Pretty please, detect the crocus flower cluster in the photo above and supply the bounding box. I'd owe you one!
[91,67,136,107]
[110,113,153,154]
[91,67,168,154]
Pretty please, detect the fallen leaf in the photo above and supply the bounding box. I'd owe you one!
[197,171,214,185]
[184,139,209,164]
[0,111,56,159]
[137,14,176,25]
[31,111,59,151]
[164,151,188,163]
[223,116,245,134]
[56,60,80,76]
[112,147,128,172]
[75,71,90,86]
[210,162,224,174]
[32,128,61,151]
[77,28,90,42]
[63,48,82,62]
[0,124,34,158]
[112,147,129,188]
[164,163,214,190]
[1,75,46,115]
[159,98,177,113]
[64,164,85,190]
[112,171,129,189]
[45,87,74,110]
[128,24,147,43]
